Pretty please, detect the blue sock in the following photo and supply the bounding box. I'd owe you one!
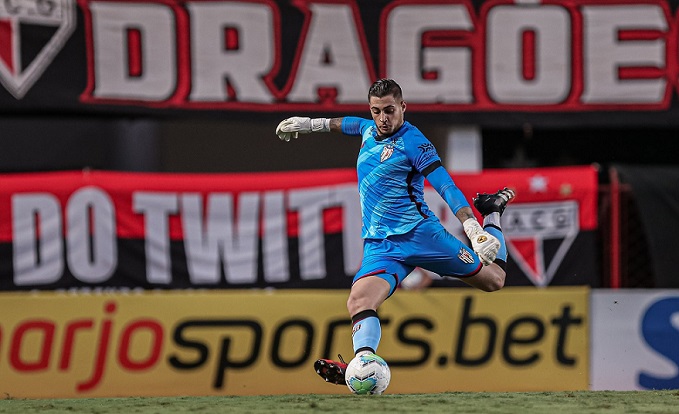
[483,224,507,269]
[352,310,381,355]
[485,225,507,262]
[483,212,507,264]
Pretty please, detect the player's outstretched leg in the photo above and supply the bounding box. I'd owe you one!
[314,355,348,385]
[473,187,515,268]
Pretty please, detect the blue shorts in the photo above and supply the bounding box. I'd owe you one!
[353,218,482,296]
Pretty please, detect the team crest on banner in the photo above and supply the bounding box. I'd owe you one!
[0,0,76,99]
[502,201,580,287]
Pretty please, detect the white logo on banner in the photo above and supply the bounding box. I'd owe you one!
[0,0,76,98]
[502,201,580,287]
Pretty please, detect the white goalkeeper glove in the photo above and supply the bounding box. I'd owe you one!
[463,219,500,266]
[275,117,330,141]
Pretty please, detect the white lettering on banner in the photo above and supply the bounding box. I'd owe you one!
[12,189,117,285]
[131,187,361,285]
[89,2,177,100]
[78,1,675,109]
[181,193,259,284]
[12,194,64,285]
[187,2,276,103]
[262,191,289,283]
[486,5,571,104]
[503,201,578,237]
[285,2,372,103]
[385,4,474,103]
[581,5,668,104]
[8,185,363,287]
[384,4,474,103]
[66,187,117,283]
[287,187,331,280]
[334,184,362,275]
[133,193,178,284]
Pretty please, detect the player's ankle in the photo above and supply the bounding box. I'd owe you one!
[483,212,501,228]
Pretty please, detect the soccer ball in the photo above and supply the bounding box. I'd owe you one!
[345,353,391,395]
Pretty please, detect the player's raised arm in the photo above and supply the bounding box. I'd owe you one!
[424,163,500,266]
[275,117,344,141]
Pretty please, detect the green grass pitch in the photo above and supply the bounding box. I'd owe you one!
[0,391,677,413]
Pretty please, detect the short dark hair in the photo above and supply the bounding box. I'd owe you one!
[368,78,402,101]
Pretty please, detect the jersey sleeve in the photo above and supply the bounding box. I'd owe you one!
[405,131,441,173]
[406,129,469,214]
[426,166,471,214]
[341,117,371,136]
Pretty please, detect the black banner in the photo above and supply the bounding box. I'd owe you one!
[2,1,679,126]
[615,165,679,288]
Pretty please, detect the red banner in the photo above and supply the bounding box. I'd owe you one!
[456,166,598,286]
[0,166,598,290]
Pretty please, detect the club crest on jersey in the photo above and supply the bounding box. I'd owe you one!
[0,0,76,99]
[458,248,475,264]
[380,145,394,162]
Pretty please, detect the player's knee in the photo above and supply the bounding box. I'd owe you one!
[475,266,505,292]
[346,294,365,316]
[483,269,505,292]
[347,291,380,316]
[347,276,391,314]
[484,278,504,292]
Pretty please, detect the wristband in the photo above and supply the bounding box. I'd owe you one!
[311,118,331,132]
[462,218,483,240]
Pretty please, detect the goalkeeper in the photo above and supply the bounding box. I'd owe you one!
[275,78,515,386]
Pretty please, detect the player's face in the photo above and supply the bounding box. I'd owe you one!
[369,94,406,137]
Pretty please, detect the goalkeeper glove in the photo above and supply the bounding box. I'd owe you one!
[463,219,500,266]
[275,117,330,141]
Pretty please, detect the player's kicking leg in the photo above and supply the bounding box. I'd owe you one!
[472,187,515,269]
[457,187,515,291]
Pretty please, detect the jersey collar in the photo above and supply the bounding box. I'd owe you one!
[373,121,410,141]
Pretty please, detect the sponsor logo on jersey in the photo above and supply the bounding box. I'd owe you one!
[502,201,580,287]
[380,145,394,162]
[458,248,475,264]
[0,0,76,99]
[418,143,435,153]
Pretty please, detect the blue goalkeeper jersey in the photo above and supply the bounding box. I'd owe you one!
[342,117,441,239]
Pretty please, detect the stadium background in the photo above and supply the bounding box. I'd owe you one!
[0,0,677,397]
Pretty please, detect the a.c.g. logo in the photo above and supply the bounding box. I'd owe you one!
[0,0,76,98]
[502,201,580,287]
